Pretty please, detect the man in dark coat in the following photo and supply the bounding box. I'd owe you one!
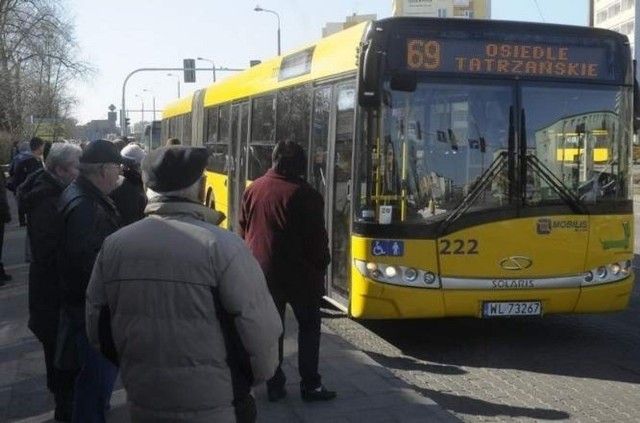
[18,143,82,421]
[110,143,147,226]
[0,169,12,284]
[10,137,44,226]
[57,139,122,423]
[238,140,335,403]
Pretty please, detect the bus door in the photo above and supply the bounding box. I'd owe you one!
[325,82,356,304]
[228,102,249,232]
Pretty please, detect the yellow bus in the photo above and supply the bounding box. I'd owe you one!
[162,17,637,319]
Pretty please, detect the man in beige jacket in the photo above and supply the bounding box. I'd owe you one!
[86,146,282,423]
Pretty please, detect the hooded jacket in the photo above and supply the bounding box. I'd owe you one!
[86,197,281,422]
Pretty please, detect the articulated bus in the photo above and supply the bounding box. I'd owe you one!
[162,17,637,319]
[143,120,162,151]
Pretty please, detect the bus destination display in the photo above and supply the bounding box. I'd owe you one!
[406,39,608,79]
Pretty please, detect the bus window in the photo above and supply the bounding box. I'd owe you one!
[251,95,275,143]
[206,106,219,143]
[309,86,331,198]
[207,144,228,174]
[247,145,273,180]
[523,84,629,202]
[276,85,312,148]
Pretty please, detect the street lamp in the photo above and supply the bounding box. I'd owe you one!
[254,5,281,56]
[143,88,156,121]
[134,94,145,135]
[197,57,217,82]
[166,73,181,98]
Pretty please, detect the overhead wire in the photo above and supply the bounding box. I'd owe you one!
[532,0,546,22]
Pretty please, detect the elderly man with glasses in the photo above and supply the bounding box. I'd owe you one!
[56,139,123,423]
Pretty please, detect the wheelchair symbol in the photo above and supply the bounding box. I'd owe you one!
[372,241,387,256]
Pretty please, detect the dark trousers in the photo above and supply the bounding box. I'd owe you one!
[65,306,118,423]
[267,295,322,390]
[0,220,4,262]
[15,194,25,225]
[42,338,75,412]
[234,393,257,423]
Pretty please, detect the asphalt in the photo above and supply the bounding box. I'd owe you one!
[0,195,458,423]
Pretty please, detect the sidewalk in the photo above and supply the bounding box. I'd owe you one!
[0,222,458,423]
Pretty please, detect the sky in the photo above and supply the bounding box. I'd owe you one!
[65,0,590,126]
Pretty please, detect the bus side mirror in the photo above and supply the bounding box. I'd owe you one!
[358,24,381,108]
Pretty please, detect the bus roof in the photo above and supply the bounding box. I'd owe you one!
[162,93,193,119]
[202,21,367,107]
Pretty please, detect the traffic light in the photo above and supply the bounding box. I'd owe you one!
[183,58,196,83]
[125,118,130,127]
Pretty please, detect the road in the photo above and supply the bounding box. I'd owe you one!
[323,200,640,422]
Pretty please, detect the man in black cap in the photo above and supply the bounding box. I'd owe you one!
[56,139,122,422]
[85,146,282,423]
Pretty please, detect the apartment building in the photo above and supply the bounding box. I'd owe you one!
[392,0,491,19]
[591,0,638,62]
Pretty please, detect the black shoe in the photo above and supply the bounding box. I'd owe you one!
[267,386,287,402]
[54,407,72,422]
[300,384,336,402]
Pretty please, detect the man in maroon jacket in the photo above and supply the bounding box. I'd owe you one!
[239,140,335,403]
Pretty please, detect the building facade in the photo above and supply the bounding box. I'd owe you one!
[322,14,377,37]
[392,0,491,19]
[591,0,637,67]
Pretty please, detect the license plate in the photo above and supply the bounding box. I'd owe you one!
[483,301,542,317]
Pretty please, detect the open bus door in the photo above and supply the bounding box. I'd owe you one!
[227,102,249,232]
[324,82,356,308]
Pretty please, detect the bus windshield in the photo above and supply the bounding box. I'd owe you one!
[522,84,630,204]
[356,78,630,224]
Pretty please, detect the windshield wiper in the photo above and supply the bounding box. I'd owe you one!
[526,155,588,214]
[438,151,508,233]
[438,108,515,233]
[520,109,587,214]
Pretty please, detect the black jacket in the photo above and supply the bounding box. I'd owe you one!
[11,154,43,192]
[110,168,147,226]
[0,171,11,223]
[58,176,121,306]
[18,169,66,343]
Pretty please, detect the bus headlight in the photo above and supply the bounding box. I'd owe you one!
[582,261,632,286]
[423,272,437,285]
[584,271,594,283]
[610,263,621,276]
[353,260,440,289]
[404,268,418,282]
[596,266,607,279]
[384,266,398,278]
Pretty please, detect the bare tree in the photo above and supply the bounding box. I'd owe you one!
[0,0,92,147]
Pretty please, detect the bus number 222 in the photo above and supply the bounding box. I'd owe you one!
[439,239,479,255]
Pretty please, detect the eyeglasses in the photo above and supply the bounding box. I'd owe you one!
[100,163,123,171]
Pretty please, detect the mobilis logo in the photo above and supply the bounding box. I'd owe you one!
[537,218,552,235]
[536,218,588,235]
